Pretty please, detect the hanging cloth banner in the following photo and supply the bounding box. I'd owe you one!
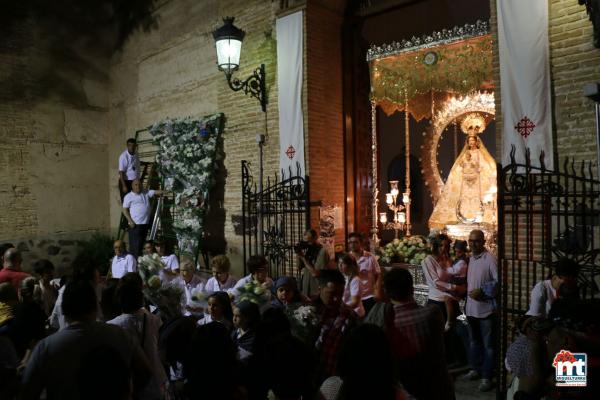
[498,0,554,169]
[276,11,305,176]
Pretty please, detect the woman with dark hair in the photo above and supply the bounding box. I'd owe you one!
[297,229,330,298]
[232,300,261,361]
[32,259,59,316]
[421,234,464,319]
[319,324,408,400]
[197,291,233,330]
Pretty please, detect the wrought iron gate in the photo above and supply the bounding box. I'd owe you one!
[241,160,310,277]
[497,147,600,393]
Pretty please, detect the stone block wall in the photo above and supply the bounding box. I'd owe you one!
[0,21,110,264]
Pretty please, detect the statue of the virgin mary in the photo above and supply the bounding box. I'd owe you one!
[428,113,497,229]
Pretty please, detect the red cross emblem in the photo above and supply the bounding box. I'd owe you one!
[515,116,536,139]
[285,145,296,159]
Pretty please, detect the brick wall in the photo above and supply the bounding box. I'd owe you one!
[306,0,347,244]
[549,0,600,165]
[490,0,600,165]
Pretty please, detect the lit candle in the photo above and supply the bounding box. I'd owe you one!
[390,187,399,197]
[398,212,406,223]
[379,212,388,224]
[402,193,410,204]
[489,186,498,194]
[386,193,393,205]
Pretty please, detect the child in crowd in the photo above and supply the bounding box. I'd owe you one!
[175,258,206,318]
[339,254,365,318]
[444,240,469,331]
[271,276,303,309]
[197,291,233,330]
[232,300,261,361]
[32,259,59,316]
[230,255,273,300]
[155,238,179,282]
[205,255,237,294]
[143,240,157,256]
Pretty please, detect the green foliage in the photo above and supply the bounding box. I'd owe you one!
[75,233,114,276]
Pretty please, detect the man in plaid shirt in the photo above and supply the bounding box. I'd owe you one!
[312,269,357,384]
[384,268,454,400]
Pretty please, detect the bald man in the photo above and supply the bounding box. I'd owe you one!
[110,240,137,279]
[0,248,30,291]
[122,179,166,258]
[463,229,498,392]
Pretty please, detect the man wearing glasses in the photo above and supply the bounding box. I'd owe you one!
[463,229,498,392]
[347,232,381,315]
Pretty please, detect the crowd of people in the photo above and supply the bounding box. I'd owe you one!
[0,225,597,400]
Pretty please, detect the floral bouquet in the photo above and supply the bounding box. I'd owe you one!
[188,287,208,310]
[235,280,270,306]
[149,113,224,257]
[379,235,429,265]
[137,254,184,320]
[286,304,319,345]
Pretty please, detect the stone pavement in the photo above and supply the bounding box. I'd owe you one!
[454,377,497,400]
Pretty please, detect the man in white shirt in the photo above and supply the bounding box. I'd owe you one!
[173,258,206,317]
[123,179,166,257]
[463,230,498,392]
[155,239,180,283]
[347,232,381,315]
[118,138,140,201]
[525,257,579,318]
[111,240,137,279]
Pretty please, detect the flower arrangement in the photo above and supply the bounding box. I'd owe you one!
[286,304,319,344]
[235,280,270,306]
[149,113,224,256]
[379,235,429,265]
[137,254,184,320]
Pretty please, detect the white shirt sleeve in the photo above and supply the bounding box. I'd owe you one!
[170,255,179,271]
[118,152,127,172]
[350,277,361,297]
[526,281,545,316]
[123,193,132,209]
[147,190,156,198]
[127,255,137,273]
[447,259,468,276]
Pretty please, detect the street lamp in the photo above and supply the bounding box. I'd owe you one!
[213,17,267,112]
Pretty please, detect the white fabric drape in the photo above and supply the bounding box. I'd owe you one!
[276,11,305,176]
[498,0,554,169]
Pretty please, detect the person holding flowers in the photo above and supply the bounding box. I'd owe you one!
[205,254,237,294]
[173,258,206,318]
[230,255,273,302]
[155,238,179,283]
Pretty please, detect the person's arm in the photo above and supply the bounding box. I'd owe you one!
[128,255,137,272]
[118,154,128,191]
[298,254,318,277]
[19,342,45,400]
[347,278,361,309]
[122,207,135,228]
[423,257,455,293]
[525,282,544,316]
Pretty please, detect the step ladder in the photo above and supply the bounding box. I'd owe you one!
[117,128,201,265]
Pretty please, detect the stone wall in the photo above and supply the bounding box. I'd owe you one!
[0,21,110,273]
